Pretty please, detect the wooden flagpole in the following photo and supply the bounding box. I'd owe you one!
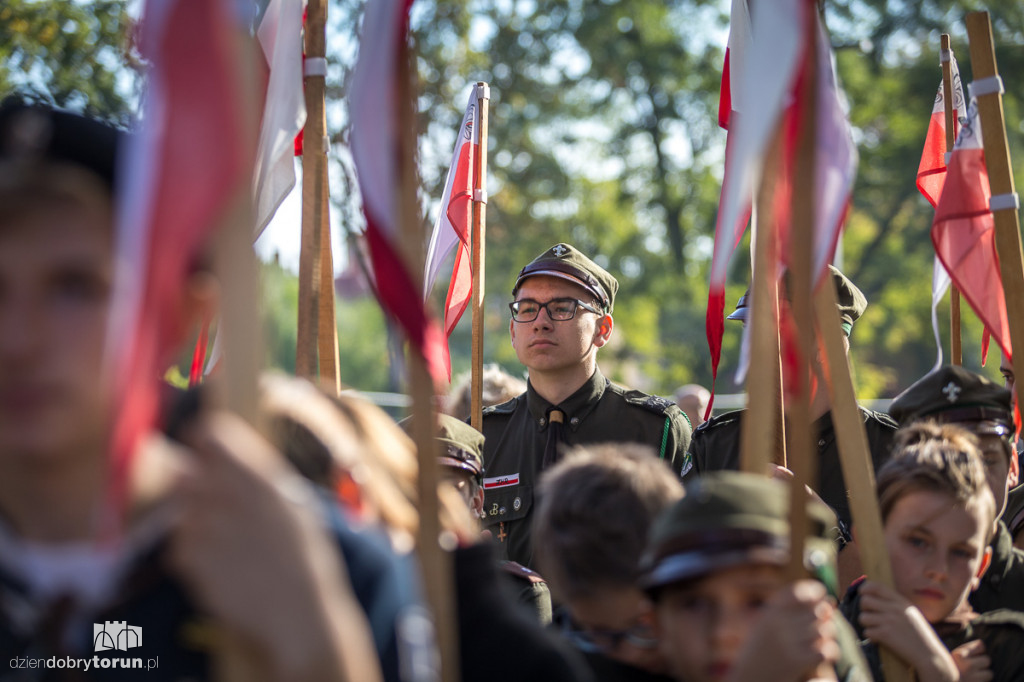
[317,166,341,393]
[966,13,1024,426]
[784,1,818,583]
[395,27,459,682]
[297,0,327,380]
[941,34,963,366]
[470,83,490,431]
[740,131,787,474]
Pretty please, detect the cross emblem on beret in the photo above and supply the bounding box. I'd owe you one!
[942,381,962,403]
[552,244,568,257]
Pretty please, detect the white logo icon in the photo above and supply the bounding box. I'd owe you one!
[552,245,568,257]
[94,621,142,652]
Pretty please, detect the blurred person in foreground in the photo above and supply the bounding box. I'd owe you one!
[0,102,383,680]
[533,443,684,681]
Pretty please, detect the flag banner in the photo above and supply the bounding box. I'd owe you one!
[728,0,857,392]
[917,52,965,367]
[349,0,447,384]
[423,88,480,378]
[917,53,965,207]
[106,0,254,529]
[932,98,1010,365]
[252,0,306,237]
[717,0,751,130]
[704,0,803,416]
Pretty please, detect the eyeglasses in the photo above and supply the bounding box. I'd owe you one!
[508,297,602,323]
[554,608,658,654]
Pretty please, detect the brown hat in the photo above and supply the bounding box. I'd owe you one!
[513,243,619,313]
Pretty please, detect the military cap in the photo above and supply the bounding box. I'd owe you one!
[640,471,836,591]
[513,243,619,313]
[727,264,867,336]
[889,365,1013,437]
[434,414,485,480]
[0,99,120,190]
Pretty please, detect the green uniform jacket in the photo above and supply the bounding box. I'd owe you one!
[480,368,692,568]
[970,520,1024,613]
[685,407,897,529]
[843,579,1024,682]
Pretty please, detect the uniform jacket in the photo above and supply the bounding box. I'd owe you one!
[685,407,898,529]
[970,520,1024,614]
[480,368,691,568]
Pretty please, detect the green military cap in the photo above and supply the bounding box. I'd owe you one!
[889,365,1013,438]
[435,414,485,481]
[0,99,121,191]
[513,243,619,313]
[727,264,867,336]
[640,471,836,591]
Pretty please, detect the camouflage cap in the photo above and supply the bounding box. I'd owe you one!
[513,243,619,313]
[0,99,121,191]
[640,471,836,591]
[889,365,1013,438]
[434,414,485,481]
[727,265,867,336]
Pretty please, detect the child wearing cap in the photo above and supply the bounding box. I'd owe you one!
[641,471,870,682]
[841,422,1024,681]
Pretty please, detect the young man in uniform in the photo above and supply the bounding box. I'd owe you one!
[888,364,1024,614]
[480,243,691,568]
[686,265,898,534]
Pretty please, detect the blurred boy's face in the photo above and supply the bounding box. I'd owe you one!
[565,586,666,674]
[654,563,785,682]
[884,489,991,624]
[0,199,114,462]
[976,433,1017,518]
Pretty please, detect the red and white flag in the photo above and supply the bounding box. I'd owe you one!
[916,53,965,367]
[349,0,447,384]
[106,0,254,526]
[917,53,965,207]
[252,0,306,237]
[932,99,1010,365]
[717,0,751,131]
[423,88,480,379]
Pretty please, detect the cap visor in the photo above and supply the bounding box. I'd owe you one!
[643,546,788,591]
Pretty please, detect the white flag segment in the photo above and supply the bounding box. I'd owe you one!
[252,0,305,237]
[424,87,480,298]
[810,15,858,281]
[917,53,965,207]
[718,0,752,128]
[711,0,803,291]
[349,0,447,383]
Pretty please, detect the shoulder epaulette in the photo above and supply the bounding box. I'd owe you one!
[500,560,546,584]
[694,409,744,434]
[864,408,899,429]
[621,390,680,417]
[481,396,519,417]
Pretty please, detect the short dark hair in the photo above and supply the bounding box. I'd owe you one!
[877,422,996,537]
[533,443,684,602]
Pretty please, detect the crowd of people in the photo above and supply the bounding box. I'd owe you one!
[3,99,1024,682]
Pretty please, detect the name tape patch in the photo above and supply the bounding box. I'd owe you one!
[483,473,520,489]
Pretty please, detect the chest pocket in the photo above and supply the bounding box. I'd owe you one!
[482,484,532,527]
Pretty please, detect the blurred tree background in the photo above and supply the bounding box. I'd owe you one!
[4,0,1022,403]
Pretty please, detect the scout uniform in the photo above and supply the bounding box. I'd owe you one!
[481,244,692,568]
[888,365,1024,614]
[640,472,872,682]
[686,266,898,531]
[432,415,553,623]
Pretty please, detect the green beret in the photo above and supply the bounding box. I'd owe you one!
[889,365,1013,437]
[0,99,121,191]
[640,471,836,592]
[435,414,485,480]
[727,264,867,336]
[513,243,619,313]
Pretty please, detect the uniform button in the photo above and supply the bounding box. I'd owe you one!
[992,574,1002,587]
[539,417,546,426]
[499,506,507,515]
[570,417,579,426]
[818,439,826,448]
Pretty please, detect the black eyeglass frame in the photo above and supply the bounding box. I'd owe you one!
[508,297,603,323]
[553,607,658,654]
